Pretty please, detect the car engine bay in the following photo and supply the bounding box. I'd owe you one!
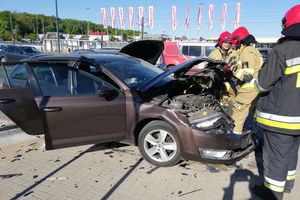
[140,63,235,134]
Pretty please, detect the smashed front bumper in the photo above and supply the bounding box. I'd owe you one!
[192,129,255,163]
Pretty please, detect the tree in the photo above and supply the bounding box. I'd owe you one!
[0,11,136,40]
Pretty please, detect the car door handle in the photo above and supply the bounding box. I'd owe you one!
[0,98,16,104]
[41,107,63,112]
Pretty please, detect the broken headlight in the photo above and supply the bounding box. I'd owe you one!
[190,113,223,130]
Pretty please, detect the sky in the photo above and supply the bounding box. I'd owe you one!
[0,0,299,39]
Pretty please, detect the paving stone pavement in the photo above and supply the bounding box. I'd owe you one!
[0,136,300,200]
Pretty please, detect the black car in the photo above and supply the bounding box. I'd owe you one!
[0,40,254,167]
[0,45,41,62]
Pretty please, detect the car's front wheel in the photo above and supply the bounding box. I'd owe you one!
[0,56,7,63]
[138,120,181,167]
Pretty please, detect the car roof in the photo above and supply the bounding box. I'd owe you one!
[70,48,119,54]
[22,53,134,65]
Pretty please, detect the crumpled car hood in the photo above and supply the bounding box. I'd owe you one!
[138,57,216,92]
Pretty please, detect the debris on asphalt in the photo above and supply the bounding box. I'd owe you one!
[112,148,136,155]
[104,151,114,155]
[25,148,38,153]
[28,142,37,146]
[46,177,68,180]
[178,188,203,197]
[178,163,191,170]
[54,157,60,162]
[0,173,23,179]
[10,158,20,162]
[206,165,220,173]
[146,166,160,174]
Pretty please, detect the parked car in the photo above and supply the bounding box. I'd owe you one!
[156,41,216,71]
[258,47,271,62]
[0,40,254,167]
[0,45,41,62]
[179,41,216,57]
[70,48,120,55]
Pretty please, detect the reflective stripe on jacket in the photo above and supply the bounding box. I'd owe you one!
[256,38,300,135]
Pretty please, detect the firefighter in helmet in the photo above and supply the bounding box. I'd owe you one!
[209,31,235,62]
[209,31,237,105]
[229,27,263,134]
[252,5,300,200]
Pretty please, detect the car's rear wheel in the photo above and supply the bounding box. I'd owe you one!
[138,120,181,167]
[0,57,7,63]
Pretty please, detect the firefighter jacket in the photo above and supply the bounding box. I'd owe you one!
[233,44,263,91]
[208,47,236,62]
[255,38,300,135]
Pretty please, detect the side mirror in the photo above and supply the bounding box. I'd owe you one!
[98,88,117,99]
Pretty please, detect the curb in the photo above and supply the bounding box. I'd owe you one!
[0,124,18,133]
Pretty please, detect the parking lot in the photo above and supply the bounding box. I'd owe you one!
[0,129,299,200]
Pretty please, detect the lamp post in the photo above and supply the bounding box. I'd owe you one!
[55,0,60,53]
[86,8,90,35]
[9,11,14,44]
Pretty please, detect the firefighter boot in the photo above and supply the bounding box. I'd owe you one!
[252,185,283,200]
[284,180,294,193]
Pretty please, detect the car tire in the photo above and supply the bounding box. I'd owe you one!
[138,120,181,167]
[0,56,7,63]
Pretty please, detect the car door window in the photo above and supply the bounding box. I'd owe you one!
[7,46,15,53]
[0,63,29,88]
[32,63,70,96]
[182,46,189,56]
[205,46,215,57]
[181,46,202,57]
[14,47,23,54]
[73,69,104,96]
[189,46,201,56]
[32,63,115,97]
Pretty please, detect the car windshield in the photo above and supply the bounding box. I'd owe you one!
[103,58,172,89]
[20,46,40,53]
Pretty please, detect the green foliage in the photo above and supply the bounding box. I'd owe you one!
[26,33,38,41]
[0,11,141,41]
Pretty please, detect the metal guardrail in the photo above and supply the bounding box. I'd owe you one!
[0,40,129,53]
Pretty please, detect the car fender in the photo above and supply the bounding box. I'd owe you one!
[132,103,193,150]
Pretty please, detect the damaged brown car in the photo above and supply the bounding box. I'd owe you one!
[0,40,254,166]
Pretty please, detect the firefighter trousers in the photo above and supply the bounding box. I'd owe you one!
[231,89,257,133]
[262,130,300,199]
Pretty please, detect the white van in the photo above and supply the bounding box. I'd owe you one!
[178,41,217,57]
